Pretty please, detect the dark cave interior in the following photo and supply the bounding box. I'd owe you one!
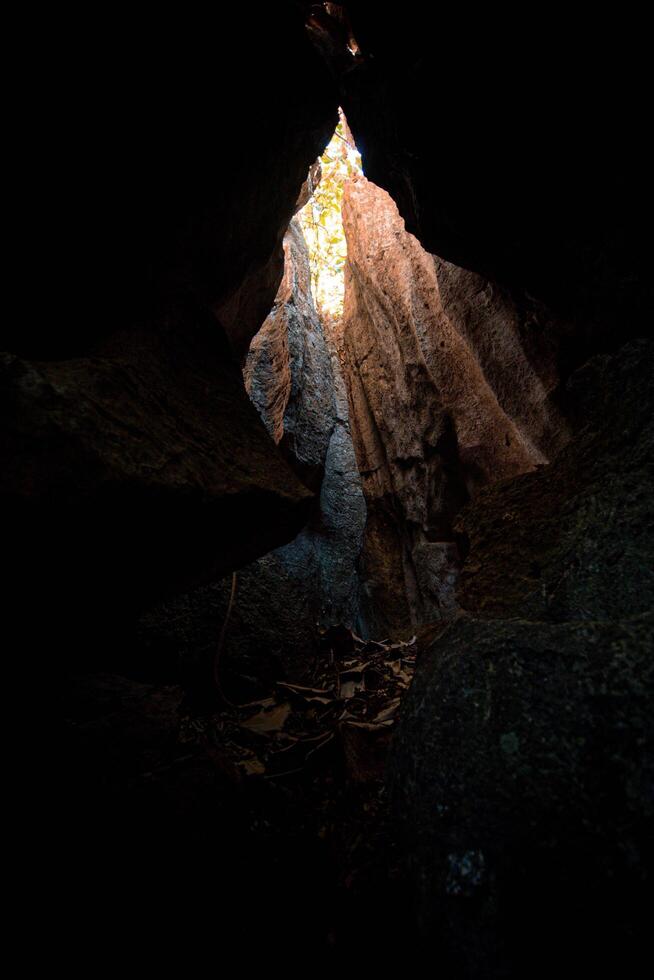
[4,4,653,975]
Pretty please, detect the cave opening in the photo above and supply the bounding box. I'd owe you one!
[17,2,652,973]
[238,100,567,671]
[296,110,362,317]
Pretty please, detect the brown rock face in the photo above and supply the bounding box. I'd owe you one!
[214,161,324,364]
[245,219,337,491]
[3,308,314,654]
[16,7,651,971]
[213,246,286,365]
[455,340,654,624]
[340,175,567,634]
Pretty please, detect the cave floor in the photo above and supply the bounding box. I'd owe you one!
[57,627,421,958]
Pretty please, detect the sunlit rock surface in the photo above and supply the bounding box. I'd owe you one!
[339,175,567,635]
[245,220,337,491]
[243,219,367,647]
[139,219,366,689]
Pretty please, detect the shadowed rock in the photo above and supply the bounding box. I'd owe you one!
[3,307,314,651]
[391,339,654,977]
[340,5,652,355]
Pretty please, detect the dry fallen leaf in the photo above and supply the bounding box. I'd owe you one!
[339,661,371,699]
[372,699,401,725]
[339,679,362,699]
[237,757,266,777]
[240,702,291,735]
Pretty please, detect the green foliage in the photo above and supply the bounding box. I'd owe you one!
[298,117,362,316]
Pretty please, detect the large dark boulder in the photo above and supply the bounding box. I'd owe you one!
[393,613,653,977]
[3,307,314,662]
[390,339,654,975]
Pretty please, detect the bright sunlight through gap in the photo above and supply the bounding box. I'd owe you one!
[298,110,362,318]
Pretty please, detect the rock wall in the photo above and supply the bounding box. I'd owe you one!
[339,5,651,358]
[139,219,366,693]
[18,6,651,971]
[12,7,338,360]
[339,175,568,635]
[245,220,337,491]
[3,308,315,672]
[391,338,654,976]
[216,161,324,364]
[3,6,339,667]
[244,222,367,643]
[227,218,367,679]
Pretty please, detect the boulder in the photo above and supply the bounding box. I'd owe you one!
[393,612,653,977]
[390,339,654,976]
[2,307,314,656]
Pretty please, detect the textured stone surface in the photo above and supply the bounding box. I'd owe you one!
[391,340,654,976]
[139,220,366,689]
[393,613,653,977]
[213,244,286,364]
[340,176,567,635]
[2,307,314,627]
[456,339,654,623]
[238,221,367,663]
[245,219,337,491]
[216,162,324,363]
[12,7,653,968]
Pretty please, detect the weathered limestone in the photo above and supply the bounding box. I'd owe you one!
[339,175,567,635]
[139,219,366,688]
[245,220,337,491]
